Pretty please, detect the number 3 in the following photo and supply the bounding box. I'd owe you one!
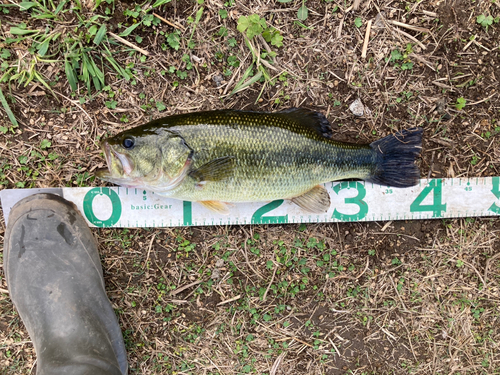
[332,181,368,221]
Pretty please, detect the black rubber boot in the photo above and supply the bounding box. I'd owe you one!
[4,194,128,375]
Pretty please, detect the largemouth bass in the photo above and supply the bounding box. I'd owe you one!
[96,108,422,213]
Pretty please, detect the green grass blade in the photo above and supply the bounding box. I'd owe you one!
[89,57,105,86]
[37,38,50,56]
[229,64,254,93]
[119,22,142,37]
[230,70,262,95]
[94,24,107,45]
[81,53,91,91]
[0,85,19,128]
[92,75,101,91]
[189,7,204,41]
[102,49,130,81]
[54,0,67,14]
[9,27,38,35]
[152,0,172,7]
[33,71,56,97]
[18,2,37,11]
[33,13,56,19]
[64,58,78,91]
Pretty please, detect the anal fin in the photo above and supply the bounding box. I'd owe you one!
[198,200,231,215]
[291,185,331,213]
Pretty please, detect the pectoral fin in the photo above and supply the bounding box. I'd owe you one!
[189,156,235,183]
[198,200,231,215]
[291,185,331,213]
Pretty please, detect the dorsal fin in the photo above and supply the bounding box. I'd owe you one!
[120,108,334,139]
[277,108,333,139]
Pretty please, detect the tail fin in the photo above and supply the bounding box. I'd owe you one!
[368,128,423,187]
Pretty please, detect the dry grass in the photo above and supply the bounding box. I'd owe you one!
[1,0,500,374]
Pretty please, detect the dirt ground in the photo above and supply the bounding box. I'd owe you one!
[1,0,500,374]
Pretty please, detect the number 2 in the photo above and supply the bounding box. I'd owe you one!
[252,200,288,224]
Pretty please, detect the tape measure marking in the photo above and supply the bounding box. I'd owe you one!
[1,177,500,227]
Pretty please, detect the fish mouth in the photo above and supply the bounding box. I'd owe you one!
[96,141,134,180]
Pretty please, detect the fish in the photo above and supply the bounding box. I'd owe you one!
[96,108,423,214]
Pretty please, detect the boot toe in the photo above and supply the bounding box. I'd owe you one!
[4,194,128,375]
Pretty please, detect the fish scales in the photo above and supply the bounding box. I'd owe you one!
[137,111,374,202]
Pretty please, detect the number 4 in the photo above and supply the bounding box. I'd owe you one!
[410,179,447,218]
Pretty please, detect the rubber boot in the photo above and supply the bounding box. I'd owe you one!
[4,194,128,375]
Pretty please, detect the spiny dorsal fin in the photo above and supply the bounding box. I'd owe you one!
[277,108,333,138]
[189,156,235,182]
[291,185,331,213]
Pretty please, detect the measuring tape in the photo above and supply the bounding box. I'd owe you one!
[1,177,499,227]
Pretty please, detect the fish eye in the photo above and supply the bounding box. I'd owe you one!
[122,136,135,149]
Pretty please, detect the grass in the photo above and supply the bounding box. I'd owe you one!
[1,0,500,374]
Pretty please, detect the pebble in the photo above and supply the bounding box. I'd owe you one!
[349,98,367,117]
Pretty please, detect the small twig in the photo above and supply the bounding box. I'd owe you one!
[337,17,344,38]
[143,235,155,270]
[463,35,476,51]
[330,308,350,313]
[54,91,94,125]
[153,13,186,31]
[389,20,430,33]
[412,54,436,71]
[422,10,438,17]
[381,327,397,341]
[473,39,491,52]
[260,58,279,72]
[222,58,245,96]
[329,338,341,356]
[241,231,265,280]
[328,70,346,82]
[270,352,286,375]
[0,288,9,294]
[466,93,497,106]
[217,294,241,306]
[432,81,455,91]
[373,232,420,241]
[109,32,150,56]
[432,338,438,375]
[392,27,427,50]
[428,151,435,179]
[262,263,277,302]
[361,20,372,59]
[381,220,393,232]
[291,337,313,347]
[484,252,500,285]
[389,276,409,312]
[257,34,276,65]
[356,256,370,279]
[170,279,202,296]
